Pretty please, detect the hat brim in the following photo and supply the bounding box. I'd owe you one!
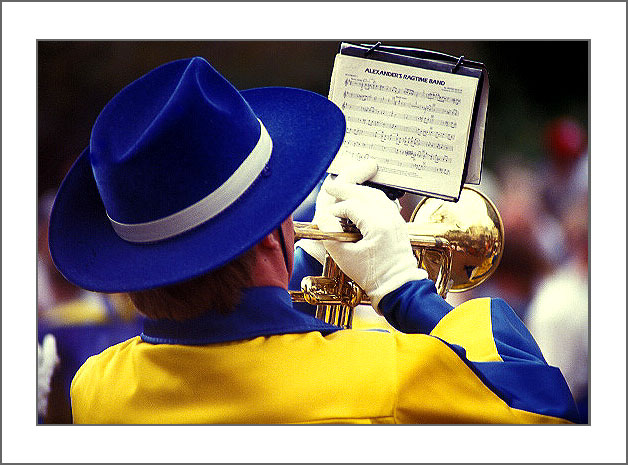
[48,87,345,292]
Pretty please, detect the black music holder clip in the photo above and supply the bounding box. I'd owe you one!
[364,41,382,57]
[452,55,465,73]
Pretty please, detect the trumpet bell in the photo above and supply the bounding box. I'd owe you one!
[409,186,504,293]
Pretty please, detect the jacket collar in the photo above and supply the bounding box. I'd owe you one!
[141,286,340,345]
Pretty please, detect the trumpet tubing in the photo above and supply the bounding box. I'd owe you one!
[291,186,504,328]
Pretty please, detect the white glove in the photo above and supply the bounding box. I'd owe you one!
[295,161,383,265]
[37,334,59,417]
[294,238,327,266]
[317,163,427,313]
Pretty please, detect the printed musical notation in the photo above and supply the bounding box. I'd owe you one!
[328,53,479,199]
[344,78,462,106]
[343,89,461,107]
[343,101,459,118]
[345,114,457,135]
[344,140,452,164]
[344,151,451,176]
[346,126,455,147]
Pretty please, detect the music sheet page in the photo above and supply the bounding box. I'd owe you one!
[328,54,479,200]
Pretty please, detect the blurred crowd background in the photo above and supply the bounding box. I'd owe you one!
[37,41,589,423]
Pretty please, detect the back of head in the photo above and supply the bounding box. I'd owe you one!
[129,248,255,320]
[47,56,346,296]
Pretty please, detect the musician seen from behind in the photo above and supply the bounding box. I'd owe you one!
[48,57,580,424]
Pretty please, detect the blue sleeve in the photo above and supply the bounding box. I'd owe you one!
[289,246,323,317]
[379,281,580,423]
[378,279,453,333]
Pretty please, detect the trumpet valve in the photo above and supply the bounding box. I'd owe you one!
[300,276,363,307]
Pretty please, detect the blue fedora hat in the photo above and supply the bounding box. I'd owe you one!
[48,57,345,292]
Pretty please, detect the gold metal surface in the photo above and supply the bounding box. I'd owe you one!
[410,186,504,294]
[290,186,504,328]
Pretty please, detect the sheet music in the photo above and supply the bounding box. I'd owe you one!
[328,54,479,200]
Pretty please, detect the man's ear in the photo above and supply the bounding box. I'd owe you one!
[259,230,280,250]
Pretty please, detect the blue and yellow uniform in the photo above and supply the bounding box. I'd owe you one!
[70,248,579,424]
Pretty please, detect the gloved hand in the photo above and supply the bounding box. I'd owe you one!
[316,162,428,313]
[295,160,383,265]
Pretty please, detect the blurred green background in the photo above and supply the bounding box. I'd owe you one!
[37,40,588,196]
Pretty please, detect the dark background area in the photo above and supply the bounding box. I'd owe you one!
[37,40,588,197]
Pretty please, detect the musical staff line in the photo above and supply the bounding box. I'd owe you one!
[346,126,455,144]
[346,114,457,134]
[344,139,452,164]
[342,101,458,118]
[345,150,451,176]
[343,88,461,107]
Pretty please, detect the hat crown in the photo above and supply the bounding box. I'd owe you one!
[90,57,261,224]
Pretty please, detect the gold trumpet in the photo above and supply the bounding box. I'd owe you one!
[289,186,504,328]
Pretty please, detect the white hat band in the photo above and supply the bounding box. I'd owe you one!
[107,119,272,243]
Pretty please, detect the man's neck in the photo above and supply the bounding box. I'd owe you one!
[249,220,294,289]
[249,245,290,289]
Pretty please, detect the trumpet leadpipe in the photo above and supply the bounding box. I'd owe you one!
[294,221,449,249]
[293,222,361,242]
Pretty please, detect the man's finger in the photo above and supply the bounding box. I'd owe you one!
[328,200,369,231]
[324,179,365,202]
[335,159,378,184]
[315,207,345,233]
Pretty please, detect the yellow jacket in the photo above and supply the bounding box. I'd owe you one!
[71,282,578,424]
